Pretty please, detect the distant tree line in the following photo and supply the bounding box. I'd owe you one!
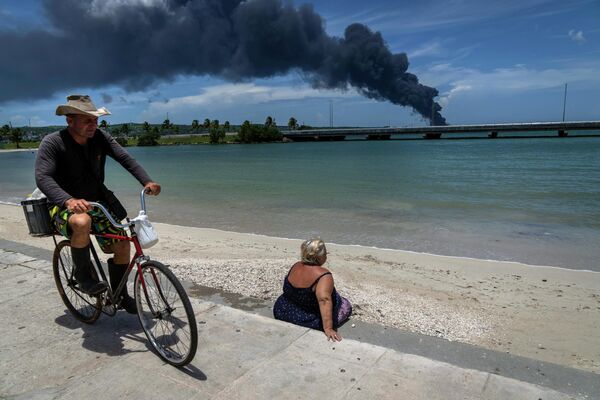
[2,114,308,148]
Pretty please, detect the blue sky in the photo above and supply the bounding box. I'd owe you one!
[0,0,598,127]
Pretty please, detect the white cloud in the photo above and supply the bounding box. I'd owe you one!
[421,62,600,106]
[328,0,563,35]
[9,114,25,123]
[438,84,472,107]
[90,0,167,15]
[7,114,47,126]
[141,83,358,118]
[408,41,442,59]
[568,29,586,43]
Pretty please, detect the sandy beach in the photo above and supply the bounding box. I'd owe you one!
[0,148,37,153]
[1,202,598,373]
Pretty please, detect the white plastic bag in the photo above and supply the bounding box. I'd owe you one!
[132,210,159,248]
[27,187,47,200]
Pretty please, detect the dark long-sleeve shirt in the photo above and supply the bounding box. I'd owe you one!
[35,129,152,207]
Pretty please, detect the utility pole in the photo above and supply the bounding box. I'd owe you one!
[562,83,568,122]
[329,100,333,128]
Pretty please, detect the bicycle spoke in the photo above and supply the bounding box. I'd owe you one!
[135,261,197,366]
[52,240,102,324]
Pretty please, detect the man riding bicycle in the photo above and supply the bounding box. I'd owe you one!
[35,94,161,313]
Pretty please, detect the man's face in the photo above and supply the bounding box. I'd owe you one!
[67,114,98,140]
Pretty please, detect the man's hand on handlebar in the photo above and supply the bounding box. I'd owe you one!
[144,182,161,196]
[65,198,91,214]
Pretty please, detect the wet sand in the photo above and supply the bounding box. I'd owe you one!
[1,203,598,373]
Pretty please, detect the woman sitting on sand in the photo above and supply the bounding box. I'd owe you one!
[273,238,352,341]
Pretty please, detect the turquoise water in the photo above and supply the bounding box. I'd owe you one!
[2,137,600,270]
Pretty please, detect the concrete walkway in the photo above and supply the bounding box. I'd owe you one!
[0,248,590,399]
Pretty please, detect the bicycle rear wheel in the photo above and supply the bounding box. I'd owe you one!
[134,260,198,367]
[52,240,102,324]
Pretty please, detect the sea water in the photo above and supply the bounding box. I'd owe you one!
[2,137,599,270]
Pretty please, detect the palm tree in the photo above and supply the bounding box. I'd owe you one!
[265,116,274,127]
[211,119,220,129]
[0,124,10,139]
[161,119,172,131]
[191,119,199,131]
[9,127,23,149]
[203,118,210,129]
[224,121,230,132]
[99,120,108,129]
[142,121,151,132]
[288,117,297,130]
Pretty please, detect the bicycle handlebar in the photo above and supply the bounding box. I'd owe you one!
[140,187,147,214]
[88,188,150,229]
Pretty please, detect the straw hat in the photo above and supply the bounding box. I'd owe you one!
[55,94,111,117]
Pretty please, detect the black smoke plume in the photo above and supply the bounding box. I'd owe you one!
[0,0,446,125]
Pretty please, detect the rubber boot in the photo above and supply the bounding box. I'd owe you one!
[71,245,107,295]
[108,258,137,314]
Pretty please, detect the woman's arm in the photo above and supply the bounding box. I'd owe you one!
[315,274,342,342]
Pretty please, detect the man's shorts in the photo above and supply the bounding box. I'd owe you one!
[49,203,127,253]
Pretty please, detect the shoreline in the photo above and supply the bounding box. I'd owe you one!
[167,224,600,274]
[0,202,598,373]
[4,198,597,273]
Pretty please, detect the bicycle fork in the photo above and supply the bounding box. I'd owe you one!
[137,262,175,318]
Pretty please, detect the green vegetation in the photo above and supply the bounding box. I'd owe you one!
[209,120,226,144]
[138,127,161,146]
[238,120,282,143]
[114,137,128,146]
[110,123,129,146]
[161,119,173,132]
[0,124,25,148]
[0,141,38,150]
[0,114,298,150]
[288,117,298,130]
[265,115,275,127]
[157,134,238,145]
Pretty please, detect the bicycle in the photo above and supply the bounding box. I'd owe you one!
[50,189,198,367]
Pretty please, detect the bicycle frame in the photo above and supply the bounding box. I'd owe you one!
[50,188,198,366]
[93,231,145,309]
[53,188,163,315]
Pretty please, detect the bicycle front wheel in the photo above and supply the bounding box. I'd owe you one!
[52,240,102,324]
[134,261,198,367]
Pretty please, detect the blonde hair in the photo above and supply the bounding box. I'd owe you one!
[301,238,327,265]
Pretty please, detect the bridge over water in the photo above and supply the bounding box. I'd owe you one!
[283,121,600,141]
